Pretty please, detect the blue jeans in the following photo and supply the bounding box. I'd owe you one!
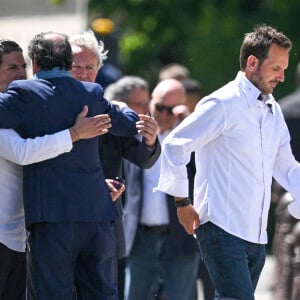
[196,222,265,300]
[125,225,199,300]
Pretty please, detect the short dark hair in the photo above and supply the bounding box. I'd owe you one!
[28,32,73,71]
[239,24,292,70]
[0,39,23,65]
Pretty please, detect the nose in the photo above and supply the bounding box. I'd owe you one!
[277,70,285,82]
[18,69,27,79]
[80,70,88,80]
[72,67,88,81]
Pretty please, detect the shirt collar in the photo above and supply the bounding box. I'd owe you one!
[264,97,276,114]
[235,71,276,114]
[34,67,71,80]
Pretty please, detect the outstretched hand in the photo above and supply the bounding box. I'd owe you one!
[111,100,128,110]
[172,104,190,122]
[71,105,112,141]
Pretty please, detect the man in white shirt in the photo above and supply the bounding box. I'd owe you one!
[0,39,111,300]
[156,24,300,299]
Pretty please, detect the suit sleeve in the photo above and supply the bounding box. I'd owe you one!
[121,136,161,169]
[0,129,73,165]
[0,86,25,128]
[106,104,139,137]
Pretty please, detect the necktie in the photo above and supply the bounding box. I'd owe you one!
[258,94,272,109]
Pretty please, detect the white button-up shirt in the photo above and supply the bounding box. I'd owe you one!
[156,71,300,244]
[141,131,170,226]
[0,129,72,252]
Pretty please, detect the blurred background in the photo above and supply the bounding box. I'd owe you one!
[2,1,299,299]
[1,0,299,98]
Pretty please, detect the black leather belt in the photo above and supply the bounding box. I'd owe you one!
[139,224,170,232]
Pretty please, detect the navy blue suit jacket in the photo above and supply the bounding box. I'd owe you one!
[99,133,161,179]
[0,76,138,228]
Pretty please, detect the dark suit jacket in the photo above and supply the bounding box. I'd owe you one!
[99,133,161,258]
[123,155,199,257]
[99,133,161,179]
[280,88,300,162]
[0,76,138,228]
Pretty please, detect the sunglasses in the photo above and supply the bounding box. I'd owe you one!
[155,103,174,115]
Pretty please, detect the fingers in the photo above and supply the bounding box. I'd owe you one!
[137,114,158,146]
[136,118,157,132]
[92,114,112,133]
[73,113,112,140]
[177,205,199,235]
[194,216,200,230]
[111,100,128,110]
[184,223,196,235]
[110,189,124,201]
[105,179,125,201]
[77,105,88,119]
[172,105,190,121]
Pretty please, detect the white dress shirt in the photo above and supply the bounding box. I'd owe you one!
[141,131,170,226]
[0,129,72,252]
[156,71,300,244]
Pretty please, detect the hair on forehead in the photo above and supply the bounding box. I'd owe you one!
[0,39,23,65]
[69,29,108,69]
[239,23,292,70]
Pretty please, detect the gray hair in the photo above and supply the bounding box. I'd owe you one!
[69,29,108,69]
[104,76,149,103]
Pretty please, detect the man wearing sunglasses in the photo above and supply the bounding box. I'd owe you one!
[151,83,190,134]
[123,78,200,300]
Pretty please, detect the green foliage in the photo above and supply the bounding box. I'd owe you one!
[89,0,300,98]
[48,0,65,5]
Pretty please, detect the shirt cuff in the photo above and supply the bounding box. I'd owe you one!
[56,129,73,152]
[154,177,188,197]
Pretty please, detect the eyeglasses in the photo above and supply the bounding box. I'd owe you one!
[155,103,174,115]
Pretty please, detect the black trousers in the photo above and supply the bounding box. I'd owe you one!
[0,242,26,300]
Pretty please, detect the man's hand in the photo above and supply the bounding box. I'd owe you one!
[172,104,190,122]
[177,204,200,235]
[105,179,126,201]
[136,114,158,147]
[70,105,112,142]
[111,100,128,110]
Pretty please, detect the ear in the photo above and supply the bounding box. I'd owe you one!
[247,55,259,71]
[31,60,40,74]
